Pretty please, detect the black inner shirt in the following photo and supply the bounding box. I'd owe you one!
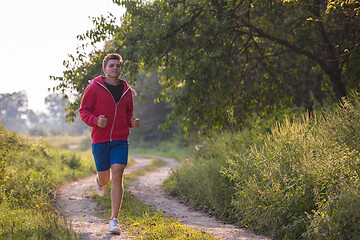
[104,80,124,104]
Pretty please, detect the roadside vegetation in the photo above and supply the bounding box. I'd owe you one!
[1,1,359,239]
[3,95,360,239]
[164,92,360,239]
[0,123,94,239]
[0,123,215,239]
[130,136,189,161]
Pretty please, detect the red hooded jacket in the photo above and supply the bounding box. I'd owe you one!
[79,76,135,144]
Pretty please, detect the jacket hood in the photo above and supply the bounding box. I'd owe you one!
[89,76,137,96]
[89,75,126,86]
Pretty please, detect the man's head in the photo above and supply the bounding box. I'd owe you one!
[102,53,123,70]
[102,53,123,79]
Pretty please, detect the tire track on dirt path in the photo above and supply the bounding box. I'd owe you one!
[56,155,152,240]
[128,154,272,240]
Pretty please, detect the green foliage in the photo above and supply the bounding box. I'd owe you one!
[50,51,105,123]
[77,135,92,151]
[165,92,360,239]
[0,203,75,240]
[61,153,82,169]
[129,70,181,143]
[164,126,269,221]
[0,123,93,239]
[54,0,360,135]
[130,133,190,161]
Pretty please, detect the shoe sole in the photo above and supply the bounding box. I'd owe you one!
[96,188,105,197]
[109,228,121,234]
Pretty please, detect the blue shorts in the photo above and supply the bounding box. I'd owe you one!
[92,140,128,172]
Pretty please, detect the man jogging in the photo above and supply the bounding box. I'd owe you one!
[79,53,140,234]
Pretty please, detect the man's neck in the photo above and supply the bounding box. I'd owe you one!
[105,76,119,86]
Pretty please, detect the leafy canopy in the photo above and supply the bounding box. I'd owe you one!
[53,0,360,134]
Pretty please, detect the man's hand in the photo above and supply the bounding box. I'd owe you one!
[97,115,108,128]
[131,116,140,128]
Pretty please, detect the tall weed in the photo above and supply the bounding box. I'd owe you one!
[164,127,267,221]
[0,124,93,239]
[165,92,360,239]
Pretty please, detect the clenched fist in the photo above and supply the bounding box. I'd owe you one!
[131,116,140,128]
[97,115,108,128]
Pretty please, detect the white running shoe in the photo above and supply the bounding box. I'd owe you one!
[108,218,121,234]
[95,177,105,197]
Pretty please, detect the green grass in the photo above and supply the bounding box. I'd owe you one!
[164,92,360,239]
[1,122,217,239]
[0,125,94,239]
[29,134,91,151]
[129,136,190,161]
[10,91,360,239]
[94,157,218,239]
[0,203,75,239]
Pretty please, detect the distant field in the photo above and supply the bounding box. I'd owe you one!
[28,134,91,150]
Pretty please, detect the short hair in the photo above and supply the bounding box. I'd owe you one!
[102,53,123,69]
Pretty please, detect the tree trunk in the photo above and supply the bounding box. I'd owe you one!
[311,0,347,102]
[326,61,347,102]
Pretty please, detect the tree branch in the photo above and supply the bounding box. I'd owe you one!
[239,19,332,73]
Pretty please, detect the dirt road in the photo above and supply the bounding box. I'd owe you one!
[57,154,271,239]
[56,156,152,239]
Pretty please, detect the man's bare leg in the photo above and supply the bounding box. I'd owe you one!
[97,169,111,186]
[110,164,126,218]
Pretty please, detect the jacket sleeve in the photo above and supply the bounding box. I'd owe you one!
[125,91,134,128]
[79,85,98,127]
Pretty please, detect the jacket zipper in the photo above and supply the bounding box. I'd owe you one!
[109,104,118,141]
[97,81,130,141]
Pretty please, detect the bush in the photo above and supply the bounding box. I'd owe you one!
[164,127,268,221]
[165,92,360,239]
[77,136,92,151]
[0,123,93,239]
[61,153,82,169]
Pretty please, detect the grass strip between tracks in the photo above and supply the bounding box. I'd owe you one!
[94,157,218,239]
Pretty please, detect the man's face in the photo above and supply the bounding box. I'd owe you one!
[104,59,122,78]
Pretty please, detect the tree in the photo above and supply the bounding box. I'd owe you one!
[45,93,68,129]
[117,0,360,130]
[53,0,360,134]
[240,0,360,101]
[129,70,178,143]
[44,93,88,135]
[0,91,29,132]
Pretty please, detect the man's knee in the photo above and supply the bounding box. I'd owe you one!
[98,170,111,185]
[111,164,126,182]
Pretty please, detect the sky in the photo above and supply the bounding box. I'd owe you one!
[0,0,125,112]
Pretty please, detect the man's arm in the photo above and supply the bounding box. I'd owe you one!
[79,86,99,127]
